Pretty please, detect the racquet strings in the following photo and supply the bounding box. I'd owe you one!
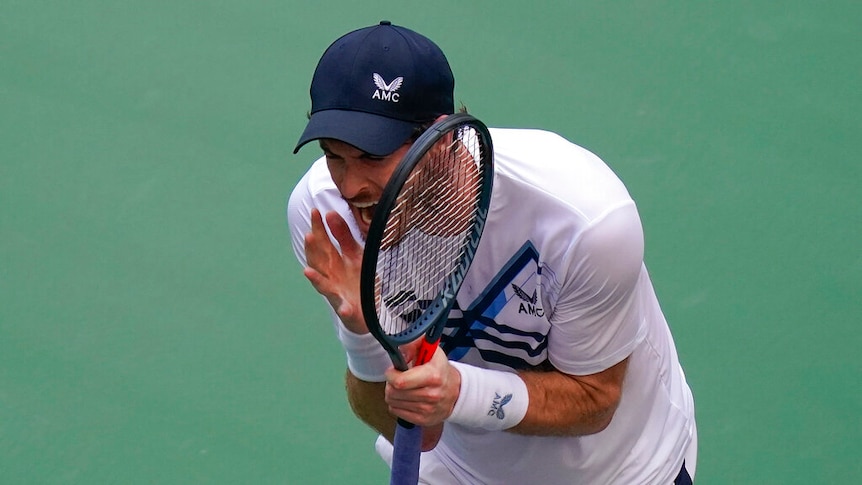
[375,125,487,338]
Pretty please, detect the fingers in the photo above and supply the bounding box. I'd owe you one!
[308,208,328,242]
[386,345,448,388]
[325,210,362,260]
[304,209,334,273]
[303,209,343,299]
[398,339,423,366]
[384,347,458,426]
[306,209,361,260]
[302,266,338,303]
[304,209,359,282]
[303,208,367,334]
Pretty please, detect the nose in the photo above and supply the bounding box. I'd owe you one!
[331,161,365,200]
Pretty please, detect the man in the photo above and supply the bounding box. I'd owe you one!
[288,21,697,484]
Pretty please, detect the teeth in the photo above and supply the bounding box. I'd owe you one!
[352,201,377,225]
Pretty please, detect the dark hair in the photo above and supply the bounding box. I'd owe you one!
[408,104,469,142]
[409,120,436,142]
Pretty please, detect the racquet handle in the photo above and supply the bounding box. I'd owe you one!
[414,337,440,366]
[390,420,422,485]
[389,336,440,484]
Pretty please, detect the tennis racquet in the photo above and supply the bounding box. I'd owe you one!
[359,113,494,485]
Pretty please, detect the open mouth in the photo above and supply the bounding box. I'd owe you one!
[352,201,377,226]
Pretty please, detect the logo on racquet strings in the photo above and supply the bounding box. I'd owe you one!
[372,73,403,102]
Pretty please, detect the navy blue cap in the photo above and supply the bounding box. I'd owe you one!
[294,21,455,156]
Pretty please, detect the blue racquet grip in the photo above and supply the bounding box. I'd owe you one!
[390,420,422,485]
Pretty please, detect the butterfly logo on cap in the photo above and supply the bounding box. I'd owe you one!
[372,73,403,103]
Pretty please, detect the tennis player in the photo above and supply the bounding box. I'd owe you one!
[288,21,697,484]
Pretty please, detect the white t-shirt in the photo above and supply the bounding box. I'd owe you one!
[287,128,696,484]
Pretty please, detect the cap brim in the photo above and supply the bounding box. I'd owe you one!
[293,110,419,156]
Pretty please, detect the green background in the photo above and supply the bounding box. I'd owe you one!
[2,1,859,483]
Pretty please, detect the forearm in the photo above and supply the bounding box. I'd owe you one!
[446,357,628,437]
[346,346,627,442]
[345,369,444,451]
[345,369,396,442]
[512,357,627,436]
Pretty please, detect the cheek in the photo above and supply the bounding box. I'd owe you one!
[371,171,393,190]
[375,156,405,187]
[326,161,346,187]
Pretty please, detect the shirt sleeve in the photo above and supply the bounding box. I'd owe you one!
[547,202,647,376]
[287,170,316,268]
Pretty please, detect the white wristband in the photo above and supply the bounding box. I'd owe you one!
[339,324,391,382]
[447,362,529,431]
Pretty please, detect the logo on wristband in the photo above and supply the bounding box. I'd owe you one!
[488,393,513,419]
